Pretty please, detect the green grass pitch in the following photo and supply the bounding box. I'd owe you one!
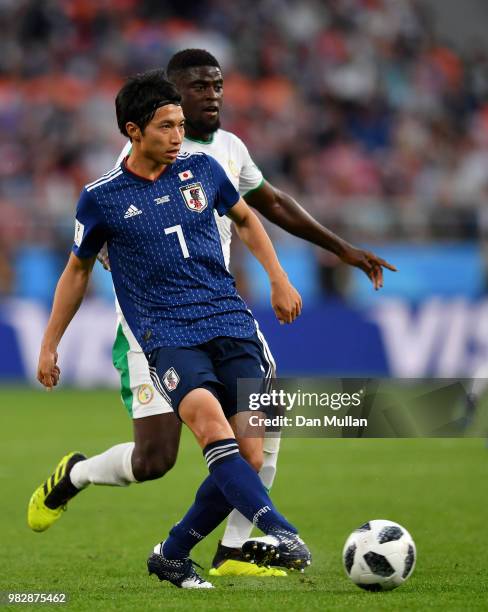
[0,387,487,611]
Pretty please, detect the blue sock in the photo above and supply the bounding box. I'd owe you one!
[162,438,296,560]
[162,475,232,560]
[204,438,297,535]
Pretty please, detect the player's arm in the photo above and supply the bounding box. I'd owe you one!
[38,187,108,389]
[244,181,396,290]
[227,198,302,324]
[38,253,96,389]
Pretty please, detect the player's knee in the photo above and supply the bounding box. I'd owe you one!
[193,415,234,449]
[200,429,233,450]
[132,447,177,481]
[152,448,178,475]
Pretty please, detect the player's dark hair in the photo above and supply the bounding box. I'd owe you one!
[115,69,182,138]
[167,49,221,80]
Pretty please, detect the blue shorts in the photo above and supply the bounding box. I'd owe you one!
[146,332,272,419]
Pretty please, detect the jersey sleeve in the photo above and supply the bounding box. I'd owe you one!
[235,137,264,196]
[205,154,240,216]
[72,189,110,259]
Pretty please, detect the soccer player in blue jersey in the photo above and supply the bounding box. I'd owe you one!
[35,70,310,588]
[28,49,397,580]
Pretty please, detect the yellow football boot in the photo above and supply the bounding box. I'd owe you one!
[209,541,287,577]
[28,452,86,532]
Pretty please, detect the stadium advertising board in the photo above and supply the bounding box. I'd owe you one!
[1,297,487,384]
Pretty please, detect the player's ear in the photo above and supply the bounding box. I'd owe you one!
[126,122,142,142]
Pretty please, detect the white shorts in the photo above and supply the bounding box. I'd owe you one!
[112,313,277,421]
[112,315,172,419]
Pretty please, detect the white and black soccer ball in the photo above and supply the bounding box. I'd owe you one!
[342,519,416,591]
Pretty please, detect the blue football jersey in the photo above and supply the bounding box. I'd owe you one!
[72,152,256,351]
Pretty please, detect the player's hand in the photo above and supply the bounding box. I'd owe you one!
[37,347,60,389]
[97,244,111,271]
[340,246,397,291]
[270,273,302,324]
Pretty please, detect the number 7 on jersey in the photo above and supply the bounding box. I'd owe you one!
[164,224,190,258]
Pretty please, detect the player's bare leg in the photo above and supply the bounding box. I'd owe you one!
[229,412,264,476]
[181,388,236,447]
[68,412,181,488]
[131,413,182,481]
[28,413,181,532]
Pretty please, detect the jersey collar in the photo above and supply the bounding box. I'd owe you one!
[121,156,169,183]
[185,133,215,145]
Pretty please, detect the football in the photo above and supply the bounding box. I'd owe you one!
[342,519,416,591]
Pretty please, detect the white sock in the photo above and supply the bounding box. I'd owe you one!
[69,442,136,489]
[468,362,488,397]
[221,436,281,548]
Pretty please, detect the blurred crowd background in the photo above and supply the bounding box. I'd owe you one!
[1,0,487,306]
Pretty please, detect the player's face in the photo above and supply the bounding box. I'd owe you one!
[172,66,223,136]
[140,104,185,165]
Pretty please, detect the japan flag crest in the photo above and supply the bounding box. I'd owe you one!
[163,367,180,391]
[178,170,193,181]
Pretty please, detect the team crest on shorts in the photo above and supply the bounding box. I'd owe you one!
[137,384,154,405]
[179,182,208,213]
[163,367,180,392]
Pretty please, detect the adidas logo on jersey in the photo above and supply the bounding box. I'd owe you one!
[124,205,142,219]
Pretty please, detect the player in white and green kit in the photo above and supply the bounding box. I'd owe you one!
[28,50,395,577]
